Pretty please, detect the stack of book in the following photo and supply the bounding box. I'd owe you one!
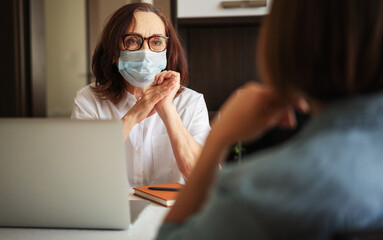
[133,182,184,207]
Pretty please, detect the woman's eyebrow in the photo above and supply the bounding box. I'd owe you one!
[125,32,166,37]
[150,33,166,37]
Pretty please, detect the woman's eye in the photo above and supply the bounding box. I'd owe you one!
[127,38,138,45]
[124,36,142,49]
[152,38,163,46]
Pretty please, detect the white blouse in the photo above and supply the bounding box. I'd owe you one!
[71,83,211,187]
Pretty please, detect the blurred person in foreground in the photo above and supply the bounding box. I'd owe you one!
[156,0,383,239]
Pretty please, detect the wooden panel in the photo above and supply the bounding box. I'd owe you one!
[179,23,261,111]
[178,15,263,26]
[0,0,30,117]
[0,0,17,116]
[242,25,261,82]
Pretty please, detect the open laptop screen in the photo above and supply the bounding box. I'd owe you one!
[0,119,131,229]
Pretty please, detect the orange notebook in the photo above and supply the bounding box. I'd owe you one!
[133,182,184,207]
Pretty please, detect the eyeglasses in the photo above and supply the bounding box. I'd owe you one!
[122,34,169,52]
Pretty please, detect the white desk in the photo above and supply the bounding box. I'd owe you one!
[0,194,169,240]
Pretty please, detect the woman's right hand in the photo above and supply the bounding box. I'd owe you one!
[121,79,176,140]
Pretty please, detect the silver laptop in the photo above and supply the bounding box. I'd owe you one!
[0,118,137,229]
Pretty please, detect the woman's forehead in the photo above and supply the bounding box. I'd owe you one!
[126,11,166,36]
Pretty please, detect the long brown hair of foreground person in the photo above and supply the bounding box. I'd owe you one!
[261,0,383,101]
[92,3,187,104]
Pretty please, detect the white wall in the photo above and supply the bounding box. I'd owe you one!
[178,0,270,18]
[45,0,87,118]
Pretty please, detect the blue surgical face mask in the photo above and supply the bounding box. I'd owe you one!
[118,49,167,88]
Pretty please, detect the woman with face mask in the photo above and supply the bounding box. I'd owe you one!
[71,3,210,187]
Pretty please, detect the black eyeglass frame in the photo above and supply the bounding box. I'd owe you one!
[122,33,170,52]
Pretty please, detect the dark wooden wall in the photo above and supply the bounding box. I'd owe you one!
[0,0,46,118]
[177,17,263,112]
[0,0,30,117]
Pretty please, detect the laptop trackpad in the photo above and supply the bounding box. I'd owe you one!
[129,200,150,223]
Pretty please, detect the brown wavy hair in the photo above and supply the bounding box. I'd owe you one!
[259,0,383,102]
[91,3,188,104]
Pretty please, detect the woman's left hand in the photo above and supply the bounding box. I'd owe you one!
[209,82,306,147]
[154,70,181,114]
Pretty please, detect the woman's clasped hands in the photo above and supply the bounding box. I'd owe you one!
[123,70,180,126]
[154,70,181,115]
